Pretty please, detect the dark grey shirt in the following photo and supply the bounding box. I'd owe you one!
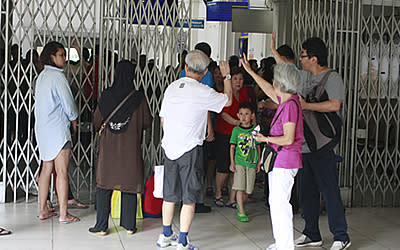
[299,69,345,153]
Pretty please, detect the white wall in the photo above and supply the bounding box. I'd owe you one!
[189,0,273,63]
[248,33,272,61]
[189,0,231,61]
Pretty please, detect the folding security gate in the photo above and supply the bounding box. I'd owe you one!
[0,0,99,203]
[99,0,191,181]
[355,1,400,207]
[292,0,400,207]
[0,0,191,203]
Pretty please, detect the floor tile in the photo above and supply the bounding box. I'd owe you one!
[2,194,400,249]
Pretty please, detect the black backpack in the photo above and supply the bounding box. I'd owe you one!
[303,70,342,153]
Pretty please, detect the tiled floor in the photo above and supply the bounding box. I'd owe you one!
[1,196,400,250]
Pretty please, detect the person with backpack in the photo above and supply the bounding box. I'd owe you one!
[271,31,351,250]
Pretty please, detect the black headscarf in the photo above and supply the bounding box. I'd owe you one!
[98,60,143,134]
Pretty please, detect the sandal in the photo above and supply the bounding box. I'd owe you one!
[0,227,11,236]
[225,202,237,209]
[206,187,214,197]
[67,200,89,209]
[54,200,89,209]
[214,197,225,207]
[38,212,58,220]
[237,212,249,222]
[236,204,247,214]
[59,215,80,224]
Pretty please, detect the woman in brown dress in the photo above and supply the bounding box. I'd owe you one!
[89,60,152,236]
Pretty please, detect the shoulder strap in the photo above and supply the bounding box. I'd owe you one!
[98,90,136,134]
[314,69,336,99]
[269,98,300,152]
[269,98,298,128]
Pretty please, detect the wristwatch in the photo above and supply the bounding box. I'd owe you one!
[224,74,231,80]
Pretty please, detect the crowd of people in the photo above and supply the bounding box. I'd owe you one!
[0,30,350,250]
[157,32,350,250]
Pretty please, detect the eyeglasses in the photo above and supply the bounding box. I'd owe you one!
[300,54,311,58]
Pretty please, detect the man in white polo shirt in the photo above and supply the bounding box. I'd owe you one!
[156,50,232,250]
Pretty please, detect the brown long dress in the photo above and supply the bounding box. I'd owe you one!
[94,97,152,194]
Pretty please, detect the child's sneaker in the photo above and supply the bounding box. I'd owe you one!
[237,212,249,222]
[156,233,178,248]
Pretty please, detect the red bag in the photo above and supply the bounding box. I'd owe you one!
[143,174,163,218]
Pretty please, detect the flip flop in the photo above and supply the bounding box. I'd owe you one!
[59,215,80,224]
[38,212,58,220]
[0,228,12,236]
[67,200,88,209]
[225,202,237,209]
[214,197,225,207]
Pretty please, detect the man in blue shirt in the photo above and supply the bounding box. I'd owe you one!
[179,42,215,89]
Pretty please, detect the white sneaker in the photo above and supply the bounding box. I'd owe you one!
[265,243,277,250]
[294,234,323,247]
[330,240,351,250]
[156,233,178,248]
[176,238,198,250]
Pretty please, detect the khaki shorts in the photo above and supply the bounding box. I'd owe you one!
[232,165,256,194]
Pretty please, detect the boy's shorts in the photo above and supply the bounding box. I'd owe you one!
[232,165,256,194]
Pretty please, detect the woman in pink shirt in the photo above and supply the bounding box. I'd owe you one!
[242,58,303,250]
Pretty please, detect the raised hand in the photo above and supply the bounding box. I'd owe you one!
[219,61,230,78]
[270,30,286,63]
[270,30,277,54]
[241,53,253,74]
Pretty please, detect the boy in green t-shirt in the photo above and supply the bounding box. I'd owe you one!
[229,101,261,222]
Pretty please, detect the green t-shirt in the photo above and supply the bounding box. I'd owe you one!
[230,125,261,169]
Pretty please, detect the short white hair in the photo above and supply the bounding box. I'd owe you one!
[273,63,300,94]
[185,50,210,74]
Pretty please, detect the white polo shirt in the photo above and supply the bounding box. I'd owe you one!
[160,77,228,160]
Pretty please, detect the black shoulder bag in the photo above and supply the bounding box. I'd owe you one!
[93,90,135,165]
[303,70,342,153]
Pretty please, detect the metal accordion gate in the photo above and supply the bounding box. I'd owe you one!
[0,0,191,203]
[292,0,400,207]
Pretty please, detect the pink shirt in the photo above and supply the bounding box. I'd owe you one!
[269,95,303,169]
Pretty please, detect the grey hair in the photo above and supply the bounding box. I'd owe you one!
[185,50,210,74]
[273,62,300,94]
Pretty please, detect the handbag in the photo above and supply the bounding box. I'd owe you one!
[260,144,281,173]
[93,90,136,165]
[303,70,342,153]
[260,99,300,173]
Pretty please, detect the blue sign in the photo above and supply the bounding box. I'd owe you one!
[176,19,205,29]
[206,1,248,22]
